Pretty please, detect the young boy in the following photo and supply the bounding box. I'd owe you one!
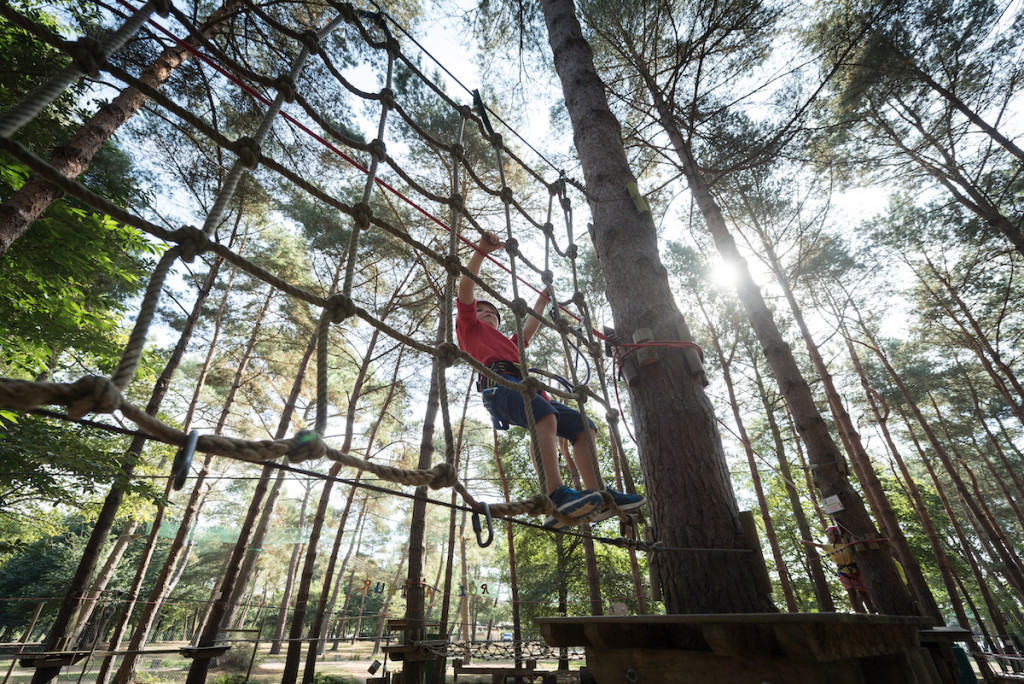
[456,232,646,529]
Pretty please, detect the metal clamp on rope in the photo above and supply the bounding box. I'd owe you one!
[172,430,199,491]
[472,502,494,548]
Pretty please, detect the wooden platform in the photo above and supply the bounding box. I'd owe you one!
[453,657,556,683]
[536,613,952,684]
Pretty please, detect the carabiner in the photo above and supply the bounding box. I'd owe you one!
[472,502,494,548]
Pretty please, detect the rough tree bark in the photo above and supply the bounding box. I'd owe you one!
[539,0,773,614]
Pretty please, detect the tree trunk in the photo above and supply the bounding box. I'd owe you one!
[325,503,368,651]
[269,484,311,656]
[31,256,221,684]
[112,287,274,684]
[915,254,1024,426]
[750,357,835,612]
[705,320,796,611]
[758,245,939,618]
[397,317,445,684]
[844,336,968,624]
[649,66,914,614]
[66,521,137,646]
[862,324,1024,596]
[0,0,243,255]
[539,0,773,614]
[963,371,1024,513]
[371,553,408,657]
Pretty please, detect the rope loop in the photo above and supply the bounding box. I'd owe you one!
[300,29,320,52]
[234,136,261,170]
[351,201,373,228]
[367,138,387,161]
[150,0,172,17]
[518,376,541,400]
[504,237,519,257]
[68,37,104,78]
[325,293,356,323]
[436,342,460,368]
[427,462,458,489]
[442,254,462,278]
[289,429,326,463]
[498,186,514,204]
[172,225,209,263]
[449,192,465,212]
[67,375,123,420]
[274,74,297,103]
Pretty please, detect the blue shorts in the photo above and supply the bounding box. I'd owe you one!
[481,373,595,442]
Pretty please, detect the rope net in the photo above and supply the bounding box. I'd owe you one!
[0,0,649,536]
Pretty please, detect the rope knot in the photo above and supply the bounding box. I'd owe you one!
[566,244,578,259]
[436,342,460,368]
[351,201,373,228]
[67,376,122,419]
[499,187,514,204]
[450,144,464,161]
[605,409,619,424]
[172,225,208,263]
[289,429,325,463]
[489,132,503,148]
[449,192,465,213]
[427,462,458,489]
[541,270,554,286]
[572,291,586,308]
[69,37,104,78]
[234,136,261,170]
[274,74,297,103]
[384,38,401,58]
[151,0,172,17]
[518,376,541,399]
[457,104,472,119]
[367,138,387,160]
[442,254,462,278]
[300,30,320,51]
[542,222,554,237]
[510,297,528,319]
[325,294,356,323]
[503,238,518,257]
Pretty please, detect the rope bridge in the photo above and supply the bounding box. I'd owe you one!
[0,0,651,536]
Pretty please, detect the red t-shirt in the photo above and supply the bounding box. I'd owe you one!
[455,298,523,366]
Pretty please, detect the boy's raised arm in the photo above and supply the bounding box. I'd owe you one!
[458,232,503,306]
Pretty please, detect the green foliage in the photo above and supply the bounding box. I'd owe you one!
[209,674,256,684]
[312,674,359,684]
[0,157,157,377]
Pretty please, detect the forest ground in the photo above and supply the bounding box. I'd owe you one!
[1,639,583,683]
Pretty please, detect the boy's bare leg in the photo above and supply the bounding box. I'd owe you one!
[572,430,601,491]
[534,414,565,495]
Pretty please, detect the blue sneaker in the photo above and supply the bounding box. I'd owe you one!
[589,487,647,523]
[543,485,604,529]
